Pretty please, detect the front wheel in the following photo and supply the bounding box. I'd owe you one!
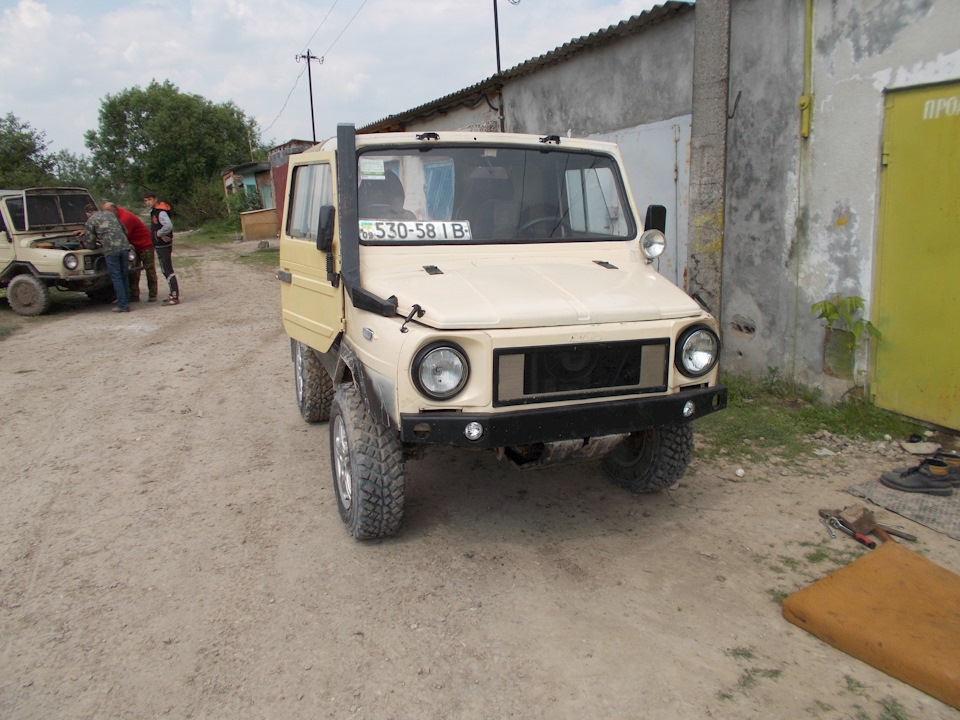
[601,424,694,493]
[329,384,405,540]
[7,274,51,316]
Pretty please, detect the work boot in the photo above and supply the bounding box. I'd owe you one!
[933,452,960,485]
[880,459,954,495]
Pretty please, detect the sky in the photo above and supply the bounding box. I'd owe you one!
[0,0,670,157]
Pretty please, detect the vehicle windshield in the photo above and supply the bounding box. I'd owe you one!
[357,145,635,244]
[25,192,93,229]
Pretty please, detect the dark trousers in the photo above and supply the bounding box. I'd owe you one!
[104,250,130,309]
[129,247,158,300]
[155,243,179,298]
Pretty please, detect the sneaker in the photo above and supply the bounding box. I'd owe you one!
[148,296,158,302]
[112,306,131,313]
[880,459,954,495]
[162,296,180,306]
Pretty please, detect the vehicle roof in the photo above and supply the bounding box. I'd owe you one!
[0,187,91,196]
[314,130,621,154]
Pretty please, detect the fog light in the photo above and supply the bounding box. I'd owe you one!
[682,400,696,418]
[464,422,484,441]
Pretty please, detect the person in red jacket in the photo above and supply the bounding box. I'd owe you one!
[103,202,158,302]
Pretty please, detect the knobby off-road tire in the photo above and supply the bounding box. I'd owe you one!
[601,424,694,493]
[294,341,334,422]
[7,274,51,316]
[329,383,405,540]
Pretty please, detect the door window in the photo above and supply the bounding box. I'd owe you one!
[287,163,332,240]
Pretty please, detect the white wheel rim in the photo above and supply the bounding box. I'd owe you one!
[295,344,304,402]
[333,415,352,509]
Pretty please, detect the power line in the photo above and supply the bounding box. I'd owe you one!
[322,0,370,56]
[299,0,340,57]
[262,62,308,135]
[262,0,369,138]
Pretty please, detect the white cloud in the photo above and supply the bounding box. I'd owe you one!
[0,0,665,155]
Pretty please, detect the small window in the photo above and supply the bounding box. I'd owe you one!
[286,163,332,240]
[5,197,26,232]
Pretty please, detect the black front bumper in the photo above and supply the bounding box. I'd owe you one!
[400,384,727,448]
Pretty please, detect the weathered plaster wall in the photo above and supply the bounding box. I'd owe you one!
[800,0,958,392]
[721,0,806,379]
[397,98,500,133]
[502,11,695,136]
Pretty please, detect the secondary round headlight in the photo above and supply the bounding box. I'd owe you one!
[675,325,720,377]
[63,253,79,270]
[640,229,665,260]
[413,343,469,400]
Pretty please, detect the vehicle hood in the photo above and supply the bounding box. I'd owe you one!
[362,257,703,330]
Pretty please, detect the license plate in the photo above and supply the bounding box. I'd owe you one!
[358,220,473,242]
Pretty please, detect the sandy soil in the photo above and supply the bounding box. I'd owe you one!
[0,240,958,720]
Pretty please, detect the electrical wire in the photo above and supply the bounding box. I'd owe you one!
[262,62,309,135]
[322,0,370,56]
[262,0,370,136]
[299,0,340,57]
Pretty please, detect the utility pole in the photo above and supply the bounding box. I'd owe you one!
[295,49,324,142]
[492,0,520,75]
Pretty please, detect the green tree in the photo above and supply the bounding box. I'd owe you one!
[0,113,55,187]
[85,80,263,208]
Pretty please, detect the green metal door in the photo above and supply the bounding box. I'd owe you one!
[873,81,960,429]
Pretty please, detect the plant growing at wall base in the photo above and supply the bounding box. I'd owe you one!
[811,294,880,346]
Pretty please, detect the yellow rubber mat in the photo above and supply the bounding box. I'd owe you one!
[782,541,960,710]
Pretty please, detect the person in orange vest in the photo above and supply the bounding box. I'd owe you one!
[103,201,157,302]
[142,191,179,305]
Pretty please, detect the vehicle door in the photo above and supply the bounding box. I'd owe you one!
[0,199,17,269]
[278,151,344,352]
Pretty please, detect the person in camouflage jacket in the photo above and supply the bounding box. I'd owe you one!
[83,204,133,312]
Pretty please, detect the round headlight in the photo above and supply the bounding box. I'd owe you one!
[640,229,665,260]
[63,253,79,270]
[675,326,720,377]
[413,343,469,400]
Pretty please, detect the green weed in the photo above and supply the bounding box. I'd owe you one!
[0,323,15,342]
[878,697,910,720]
[767,588,789,605]
[695,370,922,462]
[237,247,280,267]
[723,647,755,660]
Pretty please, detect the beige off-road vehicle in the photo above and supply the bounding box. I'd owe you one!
[279,125,727,540]
[0,187,129,315]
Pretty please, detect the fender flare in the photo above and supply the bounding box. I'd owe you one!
[294,335,395,431]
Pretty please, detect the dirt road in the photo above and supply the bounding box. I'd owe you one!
[1,240,957,719]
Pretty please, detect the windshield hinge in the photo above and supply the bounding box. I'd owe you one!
[416,132,440,141]
[539,134,561,145]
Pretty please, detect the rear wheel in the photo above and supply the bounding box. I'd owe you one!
[7,274,51,316]
[294,341,334,422]
[601,424,694,493]
[329,384,405,540]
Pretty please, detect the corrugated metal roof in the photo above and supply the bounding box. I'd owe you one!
[359,1,692,133]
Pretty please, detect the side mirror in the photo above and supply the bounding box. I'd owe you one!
[317,204,335,252]
[644,204,667,233]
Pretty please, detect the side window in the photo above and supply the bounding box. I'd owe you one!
[5,198,26,232]
[286,163,333,240]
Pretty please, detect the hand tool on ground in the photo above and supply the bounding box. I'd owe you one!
[820,517,835,538]
[819,509,876,548]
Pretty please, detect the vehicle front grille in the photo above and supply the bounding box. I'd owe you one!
[494,339,669,407]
